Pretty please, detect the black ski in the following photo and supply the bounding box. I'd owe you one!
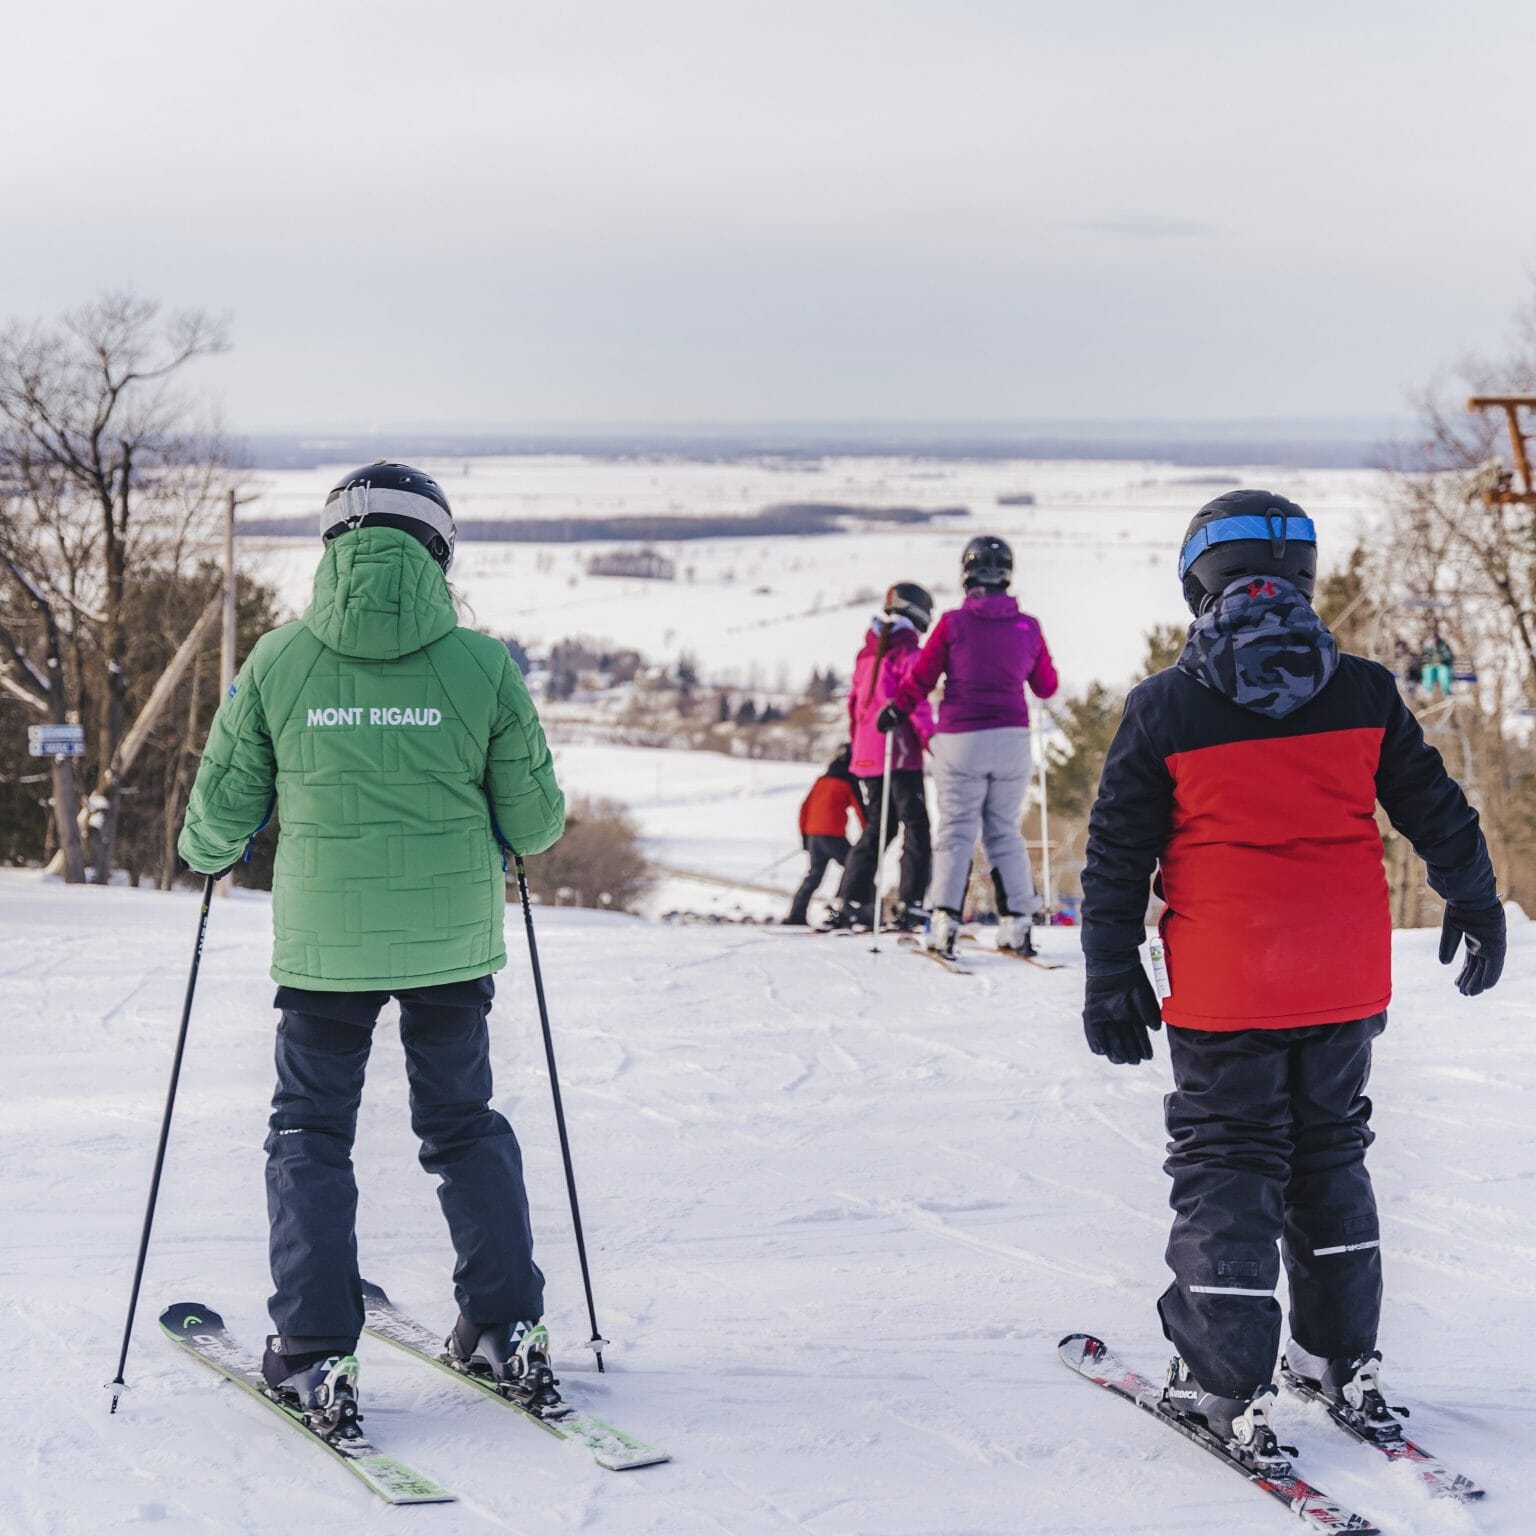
[158,1302,453,1504]
[1279,1364,1483,1501]
[360,1281,669,1471]
[1060,1334,1379,1533]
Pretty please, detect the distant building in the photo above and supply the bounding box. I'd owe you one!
[997,492,1036,506]
[586,547,677,581]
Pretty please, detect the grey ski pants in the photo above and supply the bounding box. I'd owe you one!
[928,727,1038,915]
[1158,1015,1386,1399]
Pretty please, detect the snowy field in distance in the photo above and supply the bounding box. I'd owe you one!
[3,859,1532,1535]
[233,455,1389,695]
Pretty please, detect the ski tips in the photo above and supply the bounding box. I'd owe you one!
[159,1302,226,1335]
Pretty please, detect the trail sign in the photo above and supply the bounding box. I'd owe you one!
[27,724,85,758]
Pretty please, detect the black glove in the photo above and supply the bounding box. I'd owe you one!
[183,858,236,881]
[875,703,907,734]
[1083,964,1163,1066]
[1439,901,1506,996]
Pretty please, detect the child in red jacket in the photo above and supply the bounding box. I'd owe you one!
[1079,489,1505,1471]
[784,747,866,926]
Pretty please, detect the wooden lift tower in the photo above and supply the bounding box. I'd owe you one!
[1466,394,1536,504]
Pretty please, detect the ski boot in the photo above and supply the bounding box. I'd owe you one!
[262,1340,362,1440]
[890,901,928,934]
[995,914,1036,957]
[923,907,961,956]
[447,1317,570,1419]
[1282,1344,1407,1443]
[1162,1356,1295,1471]
[820,899,873,933]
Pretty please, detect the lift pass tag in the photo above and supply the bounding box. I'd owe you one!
[1147,938,1172,1000]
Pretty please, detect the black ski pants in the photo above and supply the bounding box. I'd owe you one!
[265,976,543,1353]
[786,834,850,925]
[1158,1014,1385,1399]
[839,771,931,909]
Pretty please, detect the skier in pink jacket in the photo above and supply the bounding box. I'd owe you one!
[879,536,1058,957]
[823,582,936,930]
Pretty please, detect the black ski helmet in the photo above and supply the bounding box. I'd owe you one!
[321,461,456,573]
[1178,489,1317,616]
[961,535,1013,590]
[884,580,934,632]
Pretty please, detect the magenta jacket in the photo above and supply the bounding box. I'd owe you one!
[847,620,935,775]
[893,590,1058,733]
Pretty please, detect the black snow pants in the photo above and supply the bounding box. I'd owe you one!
[265,975,543,1353]
[1158,1014,1385,1399]
[786,834,850,925]
[839,771,931,909]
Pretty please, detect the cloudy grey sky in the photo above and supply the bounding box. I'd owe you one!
[6,0,1535,431]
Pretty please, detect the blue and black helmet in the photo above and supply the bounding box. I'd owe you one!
[321,461,456,573]
[1179,489,1316,615]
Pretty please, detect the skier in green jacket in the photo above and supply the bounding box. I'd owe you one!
[179,462,566,1420]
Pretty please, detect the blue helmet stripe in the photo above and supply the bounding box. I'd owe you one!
[1178,514,1316,579]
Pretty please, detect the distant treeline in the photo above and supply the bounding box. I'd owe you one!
[239,502,969,542]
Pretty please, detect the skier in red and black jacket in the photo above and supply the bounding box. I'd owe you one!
[1079,489,1506,1467]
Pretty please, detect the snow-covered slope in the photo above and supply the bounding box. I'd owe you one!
[4,871,1530,1535]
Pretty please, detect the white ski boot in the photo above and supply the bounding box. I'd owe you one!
[995,914,1036,956]
[923,907,961,956]
[1283,1343,1405,1441]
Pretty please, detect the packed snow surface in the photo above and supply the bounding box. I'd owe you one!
[4,865,1530,1535]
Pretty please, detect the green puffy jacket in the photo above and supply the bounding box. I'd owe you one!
[179,527,565,990]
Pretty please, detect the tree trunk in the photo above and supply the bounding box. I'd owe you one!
[89,444,132,883]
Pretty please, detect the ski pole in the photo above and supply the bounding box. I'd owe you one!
[512,855,609,1372]
[870,729,895,953]
[1036,726,1052,916]
[108,872,217,1413]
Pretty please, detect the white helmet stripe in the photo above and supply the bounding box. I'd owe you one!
[320,485,455,550]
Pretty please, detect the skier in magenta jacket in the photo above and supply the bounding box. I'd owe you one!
[881,536,1058,957]
[825,582,936,929]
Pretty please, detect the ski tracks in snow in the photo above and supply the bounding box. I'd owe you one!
[5,876,1535,1533]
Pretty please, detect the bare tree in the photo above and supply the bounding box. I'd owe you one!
[0,291,232,880]
[0,534,87,881]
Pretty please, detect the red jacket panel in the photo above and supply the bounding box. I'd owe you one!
[800,776,865,839]
[1160,728,1392,1028]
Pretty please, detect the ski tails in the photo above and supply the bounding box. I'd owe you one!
[158,1303,453,1505]
[1280,1363,1483,1501]
[1059,1334,1380,1534]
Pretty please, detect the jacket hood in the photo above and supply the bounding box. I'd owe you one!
[1178,575,1339,719]
[860,615,921,652]
[963,589,1021,620]
[304,526,458,660]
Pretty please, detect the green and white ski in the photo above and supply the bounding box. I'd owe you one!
[361,1280,670,1471]
[159,1302,454,1504]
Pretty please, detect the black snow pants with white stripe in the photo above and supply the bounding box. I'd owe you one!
[1157,1014,1385,1400]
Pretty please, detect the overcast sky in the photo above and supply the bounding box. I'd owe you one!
[6,0,1535,431]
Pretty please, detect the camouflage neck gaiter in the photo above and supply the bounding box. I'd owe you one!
[1177,575,1340,719]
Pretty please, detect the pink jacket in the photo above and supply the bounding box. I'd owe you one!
[847,620,935,775]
